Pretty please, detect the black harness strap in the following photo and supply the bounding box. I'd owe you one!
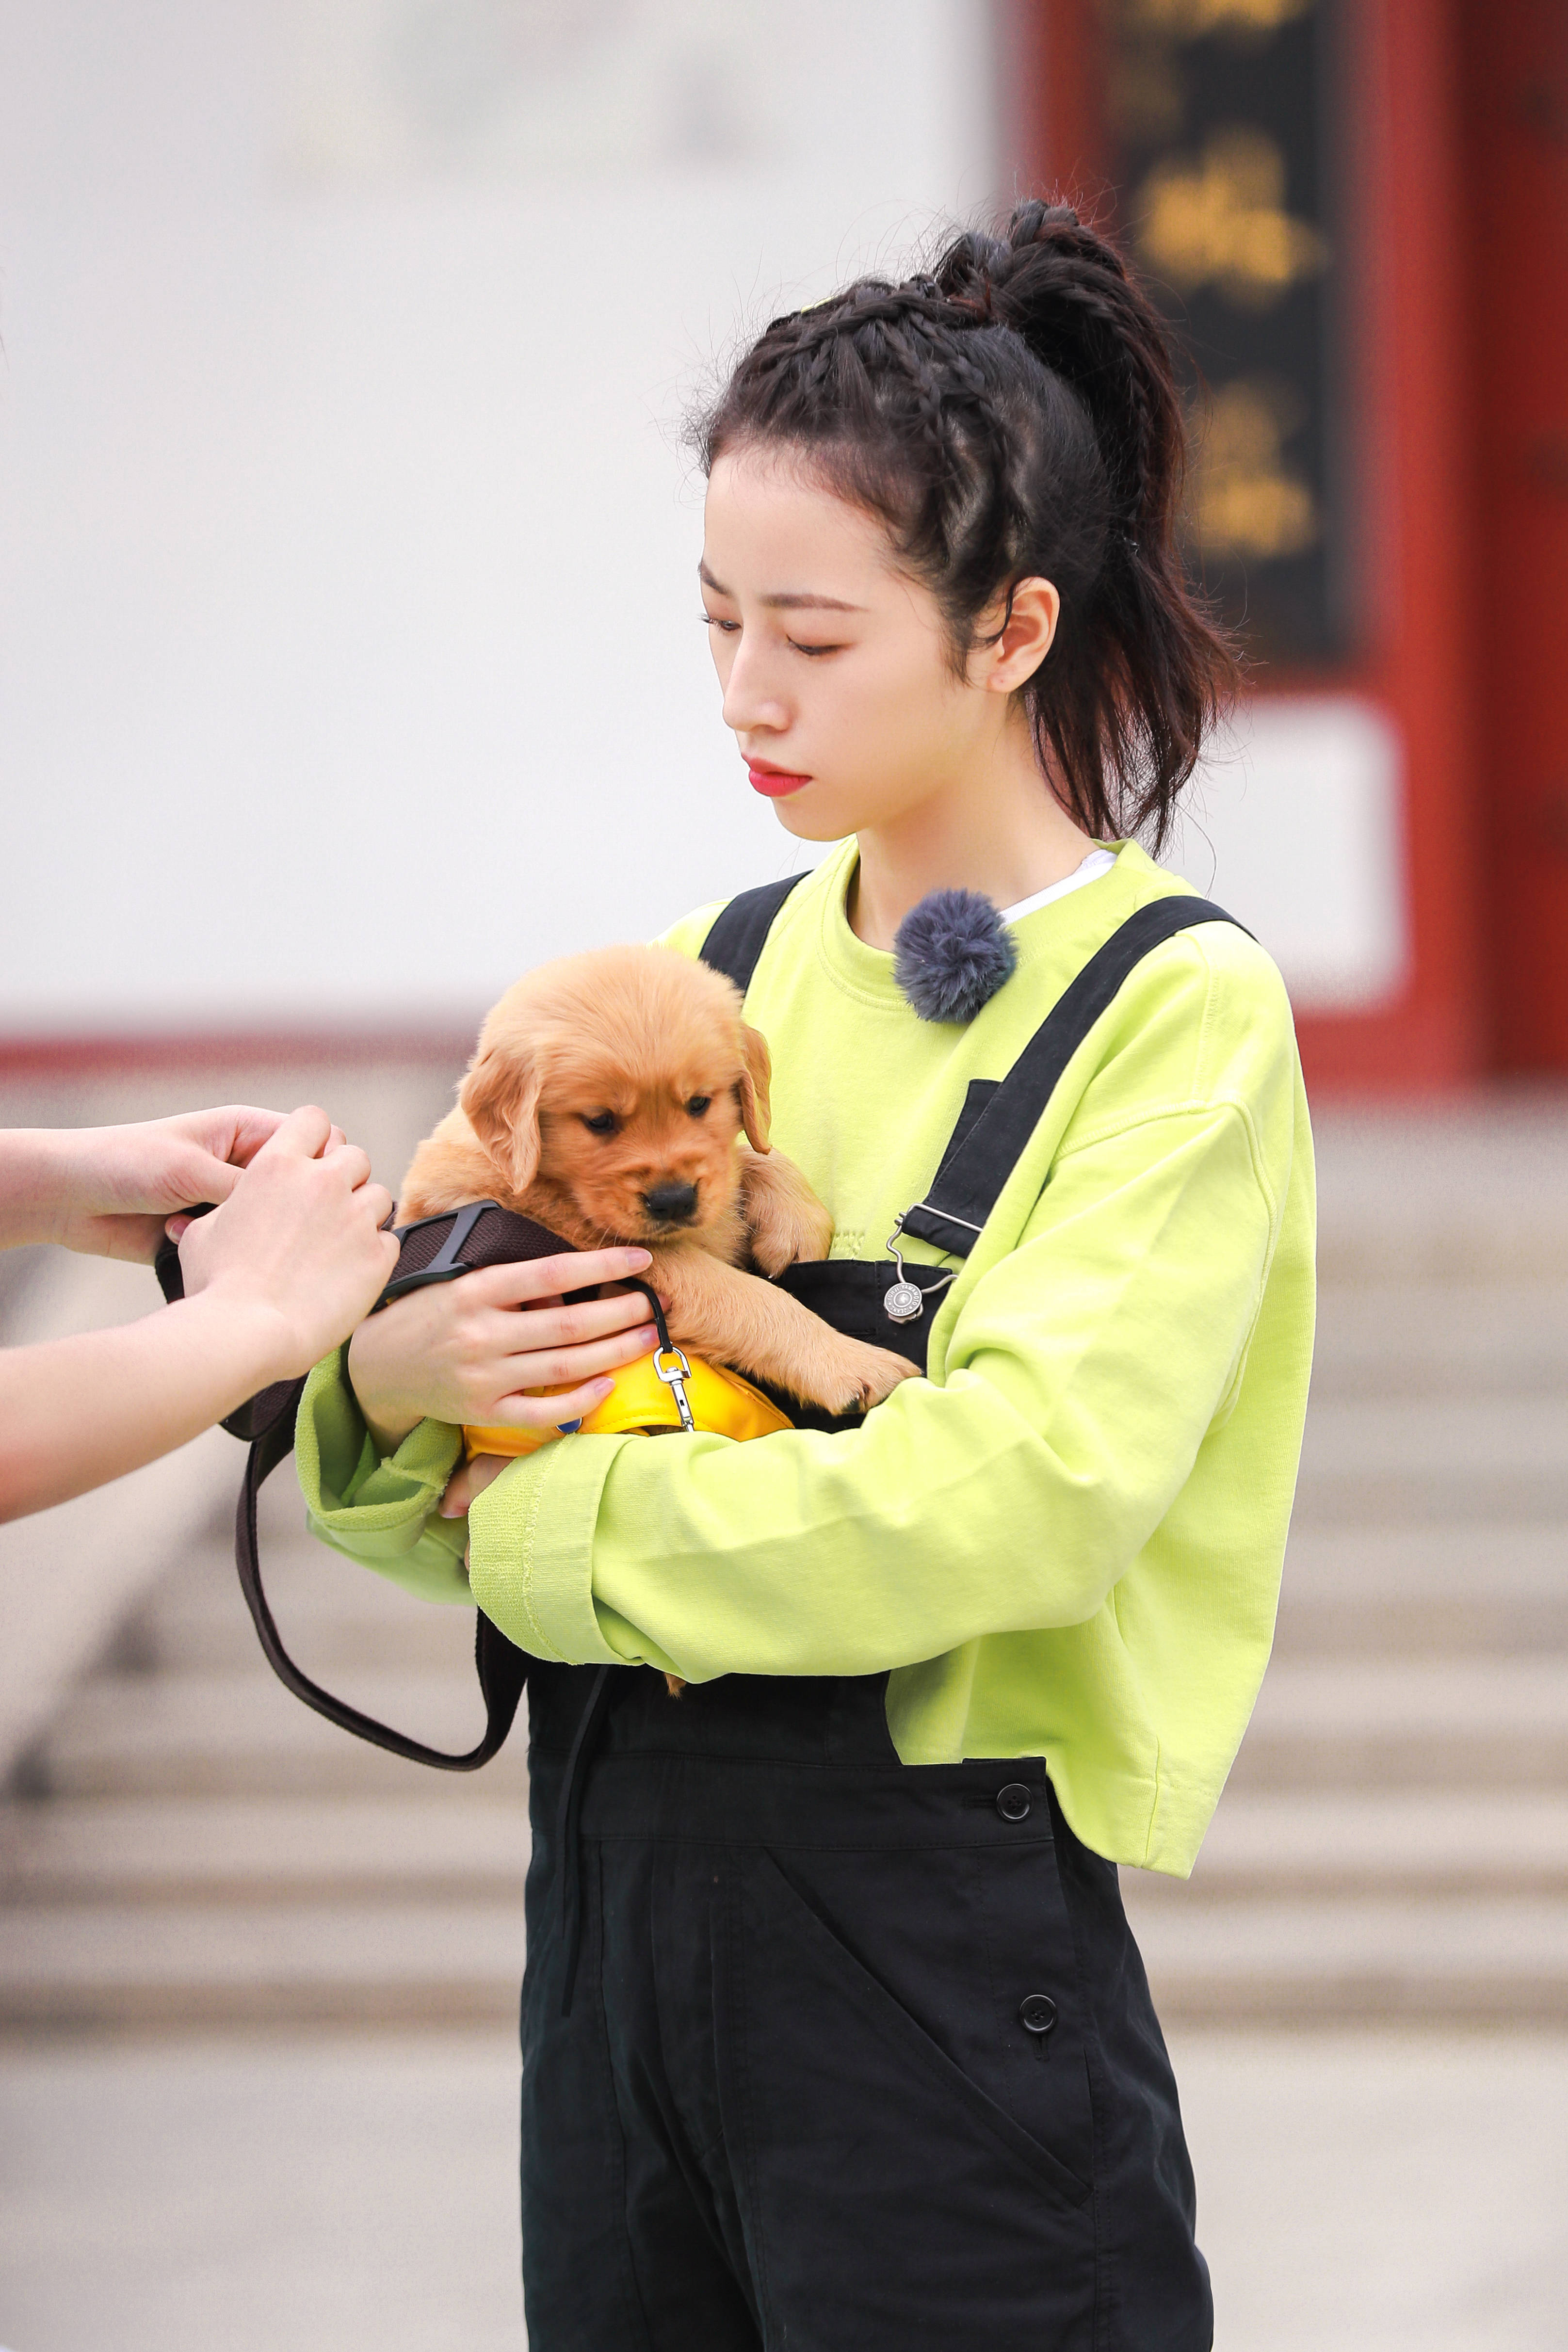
[898,896,1249,1260]
[231,1368,530,1771]
[697,872,810,995]
[157,1204,619,1771]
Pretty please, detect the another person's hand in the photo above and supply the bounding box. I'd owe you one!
[439,1450,510,1520]
[347,1248,658,1460]
[177,1105,398,1385]
[0,1105,303,1262]
[0,1103,398,1522]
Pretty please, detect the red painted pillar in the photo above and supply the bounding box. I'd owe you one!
[1021,0,1491,1091]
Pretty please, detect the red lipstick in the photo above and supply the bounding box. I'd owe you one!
[747,762,811,799]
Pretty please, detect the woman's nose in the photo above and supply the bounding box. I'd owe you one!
[720,637,790,736]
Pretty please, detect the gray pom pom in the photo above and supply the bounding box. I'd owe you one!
[893,888,1018,1023]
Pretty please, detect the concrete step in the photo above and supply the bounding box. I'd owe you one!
[1227,1656,1568,1791]
[1146,1791,1568,1900]
[122,1540,480,1678]
[0,1796,529,1906]
[1122,1887,1568,2024]
[1313,1100,1568,1282]
[1275,1524,1568,1656]
[28,1671,531,1801]
[1293,1395,1568,1527]
[1309,1281,1568,1399]
[0,1900,526,2030]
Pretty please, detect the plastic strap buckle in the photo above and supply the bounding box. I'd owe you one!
[375,1201,495,1310]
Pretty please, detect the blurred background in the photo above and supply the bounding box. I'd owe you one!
[0,3,1564,2348]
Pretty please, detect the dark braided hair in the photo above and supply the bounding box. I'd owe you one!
[696,200,1238,850]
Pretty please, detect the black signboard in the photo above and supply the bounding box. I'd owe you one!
[1104,0,1349,665]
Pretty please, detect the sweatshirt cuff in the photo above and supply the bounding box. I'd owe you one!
[467,1432,634,1663]
[295,1346,464,1561]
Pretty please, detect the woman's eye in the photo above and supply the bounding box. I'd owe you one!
[787,639,843,658]
[581,1111,618,1135]
[701,613,741,634]
[686,1096,711,1118]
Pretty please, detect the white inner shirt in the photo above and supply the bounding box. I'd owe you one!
[999,848,1118,926]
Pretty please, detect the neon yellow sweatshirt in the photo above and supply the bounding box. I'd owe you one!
[296,839,1314,1876]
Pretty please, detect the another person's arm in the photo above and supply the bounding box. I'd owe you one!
[0,1106,398,1521]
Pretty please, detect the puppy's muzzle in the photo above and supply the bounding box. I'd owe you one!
[642,1179,699,1226]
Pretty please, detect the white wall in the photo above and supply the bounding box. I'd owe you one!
[0,0,998,1029]
[0,2,1405,1031]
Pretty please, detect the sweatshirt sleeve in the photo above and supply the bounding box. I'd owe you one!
[294,1347,471,1604]
[465,1093,1281,1677]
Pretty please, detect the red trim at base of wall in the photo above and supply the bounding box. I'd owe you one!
[0,1029,476,1079]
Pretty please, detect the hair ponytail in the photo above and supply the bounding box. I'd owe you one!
[698,200,1238,848]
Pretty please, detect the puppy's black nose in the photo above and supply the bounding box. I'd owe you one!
[643,1180,699,1225]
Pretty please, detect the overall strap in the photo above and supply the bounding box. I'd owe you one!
[698,872,811,994]
[899,896,1250,1260]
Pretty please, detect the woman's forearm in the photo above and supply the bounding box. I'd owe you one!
[0,1289,307,1524]
[0,1292,295,1521]
[0,1130,70,1250]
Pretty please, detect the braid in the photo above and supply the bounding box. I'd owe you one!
[696,200,1237,845]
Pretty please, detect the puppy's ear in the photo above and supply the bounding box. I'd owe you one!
[459,1039,543,1198]
[737,1023,773,1153]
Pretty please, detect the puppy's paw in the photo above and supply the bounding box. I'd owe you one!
[740,1152,834,1275]
[833,1342,919,1414]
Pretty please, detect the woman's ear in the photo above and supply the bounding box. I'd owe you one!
[459,1039,543,1198]
[737,1024,773,1152]
[978,575,1060,692]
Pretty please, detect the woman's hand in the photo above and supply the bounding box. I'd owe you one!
[346,1246,659,1459]
[176,1105,398,1385]
[0,1104,299,1260]
[440,1451,509,1520]
[0,1105,398,1523]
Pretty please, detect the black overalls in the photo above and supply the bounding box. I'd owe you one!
[518,881,1229,2352]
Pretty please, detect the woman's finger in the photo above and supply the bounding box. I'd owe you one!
[485,1321,660,1403]
[321,1141,373,1192]
[252,1105,336,1163]
[361,1183,395,1231]
[439,1453,511,1518]
[463,1247,652,1310]
[477,1289,659,1357]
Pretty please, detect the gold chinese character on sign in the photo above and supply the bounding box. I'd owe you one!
[1128,0,1311,32]
[1189,380,1318,559]
[1135,127,1328,308]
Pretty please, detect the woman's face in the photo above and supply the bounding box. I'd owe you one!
[700,448,1014,843]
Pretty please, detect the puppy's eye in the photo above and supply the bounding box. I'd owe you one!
[685,1096,711,1119]
[581,1111,618,1136]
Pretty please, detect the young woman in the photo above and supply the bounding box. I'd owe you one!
[304,201,1314,2350]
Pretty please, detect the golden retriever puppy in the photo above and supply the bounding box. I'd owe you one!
[401,945,916,1416]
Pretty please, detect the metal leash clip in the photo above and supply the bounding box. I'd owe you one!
[652,1344,697,1433]
[881,1211,957,1325]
